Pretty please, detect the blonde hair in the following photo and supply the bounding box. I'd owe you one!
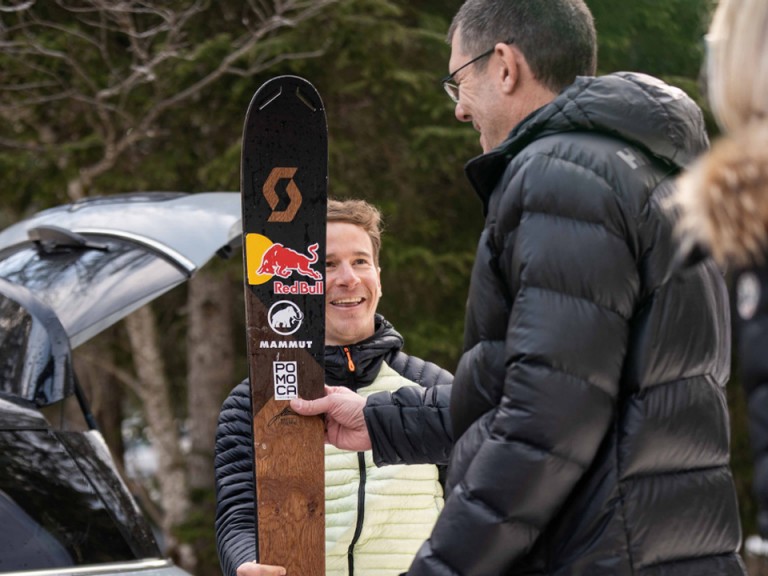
[706,0,768,133]
[672,0,768,267]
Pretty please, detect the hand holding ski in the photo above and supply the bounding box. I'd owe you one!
[291,386,371,451]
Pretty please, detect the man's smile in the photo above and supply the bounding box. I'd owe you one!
[330,296,366,307]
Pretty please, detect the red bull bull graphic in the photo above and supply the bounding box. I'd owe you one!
[258,242,322,279]
[245,233,324,294]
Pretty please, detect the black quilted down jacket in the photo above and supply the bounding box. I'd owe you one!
[364,73,745,575]
[214,315,452,576]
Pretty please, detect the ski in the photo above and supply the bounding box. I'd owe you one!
[241,75,327,575]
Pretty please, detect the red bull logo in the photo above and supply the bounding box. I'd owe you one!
[246,233,324,294]
[257,242,322,280]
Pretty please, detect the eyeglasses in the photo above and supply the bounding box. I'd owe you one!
[441,39,514,103]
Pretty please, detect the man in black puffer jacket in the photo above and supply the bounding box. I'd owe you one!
[291,1,746,575]
[215,200,452,576]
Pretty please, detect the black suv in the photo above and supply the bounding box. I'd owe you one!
[0,192,241,576]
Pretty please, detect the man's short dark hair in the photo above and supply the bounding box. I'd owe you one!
[448,0,597,93]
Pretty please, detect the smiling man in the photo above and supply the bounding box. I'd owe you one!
[214,198,453,576]
[324,213,381,346]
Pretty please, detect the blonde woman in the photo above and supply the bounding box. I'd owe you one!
[676,0,768,554]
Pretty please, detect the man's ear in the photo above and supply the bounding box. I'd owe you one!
[496,42,520,95]
[377,267,383,297]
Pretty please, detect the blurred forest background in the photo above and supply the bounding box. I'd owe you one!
[1,1,755,575]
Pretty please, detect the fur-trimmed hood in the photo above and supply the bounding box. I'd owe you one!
[675,122,768,268]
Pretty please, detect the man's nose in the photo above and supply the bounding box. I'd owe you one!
[336,262,360,286]
[454,101,470,123]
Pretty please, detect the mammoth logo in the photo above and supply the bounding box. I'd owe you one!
[263,167,302,223]
[268,300,304,335]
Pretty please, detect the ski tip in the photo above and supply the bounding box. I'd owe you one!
[251,76,323,112]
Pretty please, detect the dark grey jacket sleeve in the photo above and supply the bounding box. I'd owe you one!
[214,380,257,576]
[364,354,453,466]
[737,266,768,538]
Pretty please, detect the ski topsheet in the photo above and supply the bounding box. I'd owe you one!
[241,75,327,575]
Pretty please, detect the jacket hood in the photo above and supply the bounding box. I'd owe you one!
[675,122,768,268]
[466,72,709,203]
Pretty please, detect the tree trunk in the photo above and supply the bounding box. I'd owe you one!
[186,266,236,576]
[124,305,193,569]
[187,267,235,491]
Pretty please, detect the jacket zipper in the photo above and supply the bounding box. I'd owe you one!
[347,451,366,576]
[343,346,356,372]
[342,345,362,575]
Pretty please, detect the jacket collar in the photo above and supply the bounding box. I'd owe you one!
[324,314,404,391]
